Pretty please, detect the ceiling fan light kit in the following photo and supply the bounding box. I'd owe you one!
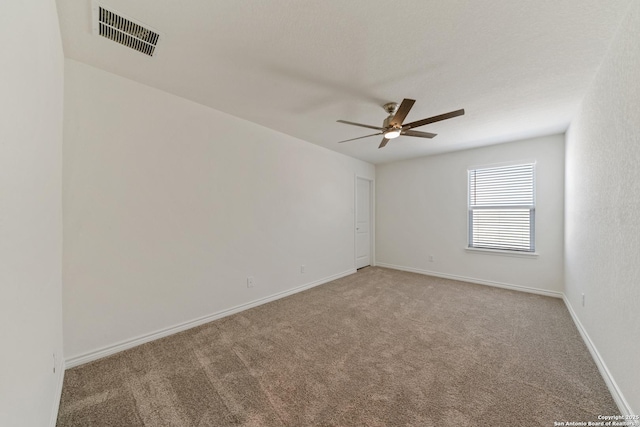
[337,99,465,149]
[384,129,401,139]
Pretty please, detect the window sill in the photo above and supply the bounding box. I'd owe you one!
[465,247,539,258]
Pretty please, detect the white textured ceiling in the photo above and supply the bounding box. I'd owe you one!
[56,0,631,164]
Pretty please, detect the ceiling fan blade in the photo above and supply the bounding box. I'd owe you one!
[402,130,437,139]
[338,132,383,143]
[378,137,390,149]
[403,109,465,130]
[390,98,415,127]
[337,120,383,131]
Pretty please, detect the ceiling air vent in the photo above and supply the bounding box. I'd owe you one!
[92,3,160,57]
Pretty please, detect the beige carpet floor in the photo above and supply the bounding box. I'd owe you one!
[57,267,619,426]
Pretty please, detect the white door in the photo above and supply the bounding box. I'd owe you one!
[356,178,371,269]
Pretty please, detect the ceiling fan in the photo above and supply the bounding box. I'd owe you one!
[337,99,465,148]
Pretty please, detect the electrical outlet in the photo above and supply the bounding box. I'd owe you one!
[301,265,305,273]
[428,255,435,262]
[582,293,585,307]
[247,276,255,288]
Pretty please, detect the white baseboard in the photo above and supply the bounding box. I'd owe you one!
[563,296,637,421]
[376,263,563,298]
[49,361,65,427]
[65,269,356,369]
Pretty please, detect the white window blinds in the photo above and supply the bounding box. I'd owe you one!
[468,163,535,252]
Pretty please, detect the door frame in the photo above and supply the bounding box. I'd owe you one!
[354,175,375,269]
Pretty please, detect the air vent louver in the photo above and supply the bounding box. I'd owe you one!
[95,6,160,57]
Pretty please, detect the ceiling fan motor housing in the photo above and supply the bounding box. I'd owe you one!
[382,102,400,129]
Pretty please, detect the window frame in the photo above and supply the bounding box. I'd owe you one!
[467,161,536,254]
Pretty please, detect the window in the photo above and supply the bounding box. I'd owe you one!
[468,163,535,252]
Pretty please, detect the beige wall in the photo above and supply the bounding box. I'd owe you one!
[62,60,374,363]
[376,134,565,295]
[565,1,640,415]
[0,1,65,426]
